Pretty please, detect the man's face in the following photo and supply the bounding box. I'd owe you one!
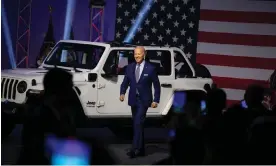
[134,47,145,64]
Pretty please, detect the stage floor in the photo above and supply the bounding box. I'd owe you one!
[1,125,170,165]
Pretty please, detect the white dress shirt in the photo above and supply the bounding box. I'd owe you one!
[135,60,145,81]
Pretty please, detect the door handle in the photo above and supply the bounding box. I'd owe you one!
[161,83,172,88]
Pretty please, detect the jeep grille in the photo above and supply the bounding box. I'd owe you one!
[1,78,19,100]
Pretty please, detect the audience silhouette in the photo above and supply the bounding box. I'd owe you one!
[17,68,114,165]
[15,67,276,165]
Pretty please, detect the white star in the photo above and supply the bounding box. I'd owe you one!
[182,14,187,20]
[153,12,157,18]
[123,25,128,31]
[182,0,189,4]
[160,5,165,11]
[138,11,144,18]
[118,2,123,8]
[132,3,137,9]
[166,28,171,35]
[179,44,185,50]
[174,21,179,27]
[151,27,157,33]
[188,21,194,28]
[157,51,162,56]
[175,5,180,12]
[129,33,135,39]
[186,52,192,59]
[137,41,140,44]
[187,37,193,44]
[146,4,151,10]
[117,17,122,23]
[144,34,149,40]
[154,0,158,3]
[180,29,186,36]
[131,18,135,24]
[190,6,195,13]
[145,19,150,25]
[169,0,173,4]
[140,0,143,2]
[151,42,156,46]
[172,36,179,42]
[124,11,129,16]
[167,13,172,19]
[165,43,170,47]
[158,35,163,41]
[138,27,142,32]
[116,32,121,38]
[159,20,164,26]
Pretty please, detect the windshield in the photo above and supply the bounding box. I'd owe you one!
[44,42,105,69]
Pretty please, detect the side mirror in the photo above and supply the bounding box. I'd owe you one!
[88,73,97,82]
[102,64,117,77]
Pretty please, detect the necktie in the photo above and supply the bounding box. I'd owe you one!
[135,64,140,82]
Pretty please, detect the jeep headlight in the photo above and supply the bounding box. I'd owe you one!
[17,81,27,93]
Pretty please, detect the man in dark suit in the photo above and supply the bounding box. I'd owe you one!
[120,46,161,158]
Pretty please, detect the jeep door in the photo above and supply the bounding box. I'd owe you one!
[144,48,175,114]
[96,48,132,115]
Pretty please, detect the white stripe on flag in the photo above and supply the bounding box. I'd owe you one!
[200,0,276,12]
[199,21,276,36]
[204,65,274,81]
[197,42,276,59]
[223,88,245,101]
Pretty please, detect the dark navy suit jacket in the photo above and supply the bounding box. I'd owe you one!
[120,61,161,107]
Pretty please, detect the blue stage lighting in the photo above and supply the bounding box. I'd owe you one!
[124,0,154,43]
[61,0,76,62]
[1,2,17,69]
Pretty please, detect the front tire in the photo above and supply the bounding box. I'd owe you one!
[2,112,16,139]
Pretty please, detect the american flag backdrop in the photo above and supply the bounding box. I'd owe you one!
[197,0,276,105]
[114,0,276,106]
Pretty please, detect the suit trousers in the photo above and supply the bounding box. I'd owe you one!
[131,95,148,151]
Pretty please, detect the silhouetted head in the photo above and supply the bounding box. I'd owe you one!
[43,68,73,96]
[206,88,227,116]
[134,46,146,64]
[244,84,265,109]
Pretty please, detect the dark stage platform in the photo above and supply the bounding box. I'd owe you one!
[1,125,170,165]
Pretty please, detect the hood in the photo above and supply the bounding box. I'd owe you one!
[2,68,48,77]
[1,68,89,83]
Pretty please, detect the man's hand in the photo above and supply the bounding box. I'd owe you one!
[151,102,158,108]
[119,94,125,102]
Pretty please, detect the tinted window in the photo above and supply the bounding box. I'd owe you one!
[174,51,193,77]
[44,42,105,69]
[104,49,172,76]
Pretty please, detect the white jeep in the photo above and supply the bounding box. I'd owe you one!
[1,40,213,138]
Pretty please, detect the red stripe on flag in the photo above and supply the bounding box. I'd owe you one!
[227,100,240,107]
[197,53,276,70]
[198,31,276,47]
[212,76,269,90]
[200,9,276,24]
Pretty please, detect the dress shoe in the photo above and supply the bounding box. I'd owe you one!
[126,150,145,158]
